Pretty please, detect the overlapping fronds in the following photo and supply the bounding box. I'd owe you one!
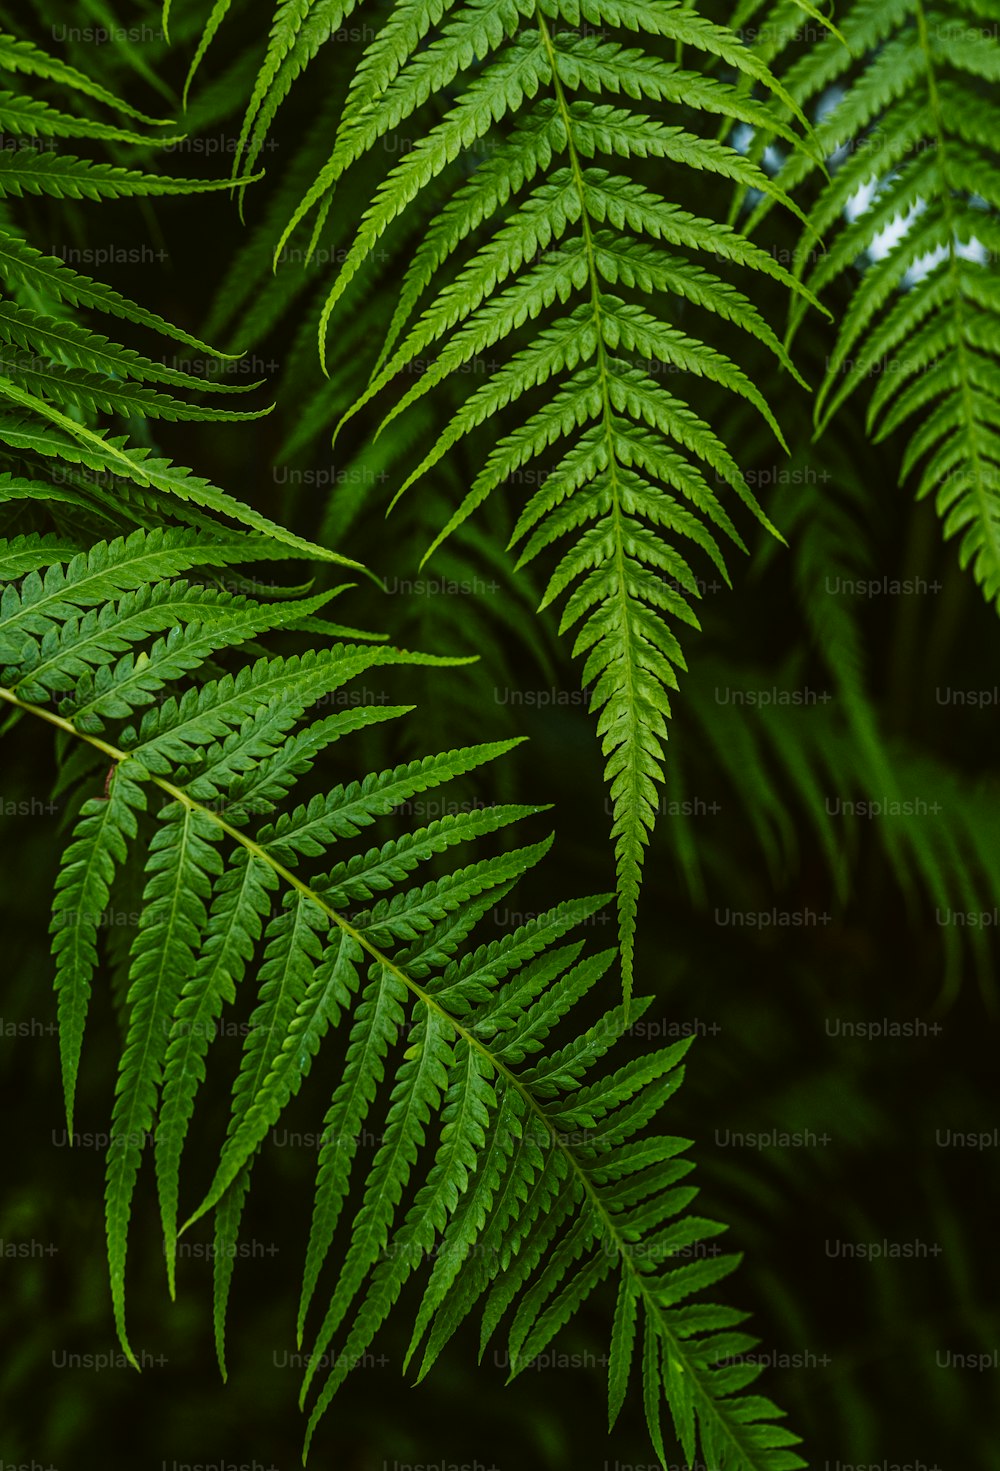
[677,652,1000,1008]
[1,527,804,1469]
[652,437,1000,1011]
[739,0,1000,612]
[181,0,830,1003]
[0,29,355,565]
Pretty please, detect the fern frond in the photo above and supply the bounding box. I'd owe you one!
[0,303,259,397]
[0,149,263,202]
[0,93,180,150]
[0,352,270,424]
[0,527,333,653]
[0,28,327,565]
[51,764,147,1137]
[2,529,803,1469]
[231,0,827,1001]
[105,798,224,1358]
[0,230,241,359]
[0,418,360,564]
[0,30,171,126]
[752,0,1000,613]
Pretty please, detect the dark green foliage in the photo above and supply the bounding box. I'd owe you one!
[739,0,1000,606]
[1,2,999,1468]
[1,532,802,1468]
[183,0,831,1001]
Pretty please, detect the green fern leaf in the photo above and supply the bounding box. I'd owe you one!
[2,530,807,1467]
[106,801,223,1364]
[237,0,829,1002]
[50,764,147,1134]
[0,31,172,126]
[753,0,1000,614]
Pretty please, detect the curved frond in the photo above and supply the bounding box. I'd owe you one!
[1,528,803,1470]
[218,0,824,1001]
[751,0,1000,612]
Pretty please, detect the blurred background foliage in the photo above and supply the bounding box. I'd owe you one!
[0,0,998,1466]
